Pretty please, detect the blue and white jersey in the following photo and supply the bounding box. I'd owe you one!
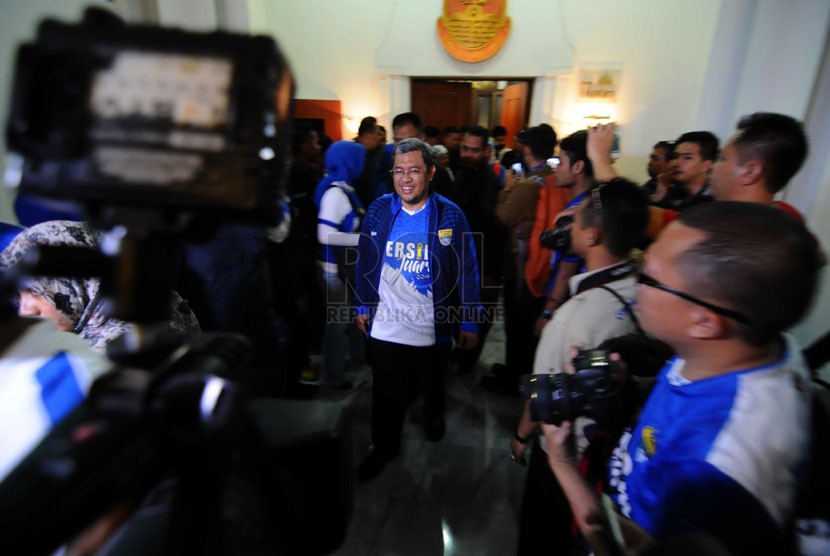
[317,182,363,273]
[370,204,435,346]
[607,334,810,553]
[0,320,111,481]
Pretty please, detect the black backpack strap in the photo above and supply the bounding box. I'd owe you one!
[599,285,646,338]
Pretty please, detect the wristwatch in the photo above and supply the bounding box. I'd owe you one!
[513,431,531,444]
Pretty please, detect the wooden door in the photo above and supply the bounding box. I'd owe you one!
[411,80,472,130]
[500,82,529,148]
[294,99,343,140]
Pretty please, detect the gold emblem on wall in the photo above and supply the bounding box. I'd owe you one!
[437,0,511,63]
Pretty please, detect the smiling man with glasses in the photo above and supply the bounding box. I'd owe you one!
[355,137,481,481]
[541,201,821,555]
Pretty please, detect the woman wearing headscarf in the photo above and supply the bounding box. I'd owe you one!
[0,220,200,352]
[313,140,366,389]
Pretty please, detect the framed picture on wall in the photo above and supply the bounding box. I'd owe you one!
[578,69,621,101]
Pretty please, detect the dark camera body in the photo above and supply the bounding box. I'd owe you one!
[6,8,294,226]
[520,349,620,426]
[539,214,574,256]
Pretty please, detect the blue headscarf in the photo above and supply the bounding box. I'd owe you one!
[313,140,366,206]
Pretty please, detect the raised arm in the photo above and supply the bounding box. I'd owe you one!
[587,123,619,183]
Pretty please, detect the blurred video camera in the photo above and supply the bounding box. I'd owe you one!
[520,349,621,426]
[5,7,292,226]
[0,9,352,556]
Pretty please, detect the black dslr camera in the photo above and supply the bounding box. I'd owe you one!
[539,214,574,257]
[520,349,621,426]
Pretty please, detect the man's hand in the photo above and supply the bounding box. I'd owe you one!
[543,420,577,466]
[510,436,528,465]
[552,206,577,227]
[355,313,370,336]
[504,169,517,191]
[587,123,619,182]
[652,171,674,202]
[457,331,478,350]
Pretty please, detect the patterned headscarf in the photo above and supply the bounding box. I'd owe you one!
[0,220,200,352]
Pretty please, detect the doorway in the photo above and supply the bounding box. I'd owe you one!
[411,78,533,148]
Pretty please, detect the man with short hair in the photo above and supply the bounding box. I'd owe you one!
[392,112,423,143]
[355,116,381,152]
[353,116,384,207]
[511,179,649,554]
[542,201,819,555]
[379,112,433,200]
[486,124,568,394]
[587,114,810,236]
[710,112,808,211]
[667,131,719,207]
[449,124,505,375]
[642,140,686,208]
[491,125,508,161]
[440,125,461,150]
[423,125,441,146]
[355,138,480,481]
[533,130,594,337]
[441,125,462,170]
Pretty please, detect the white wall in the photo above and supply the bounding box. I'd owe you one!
[247,0,724,181]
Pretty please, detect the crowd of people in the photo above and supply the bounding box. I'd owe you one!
[0,107,827,555]
[297,110,827,555]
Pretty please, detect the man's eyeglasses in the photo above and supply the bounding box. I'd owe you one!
[637,273,751,324]
[390,167,425,178]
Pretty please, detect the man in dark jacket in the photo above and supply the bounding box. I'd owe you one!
[444,125,505,375]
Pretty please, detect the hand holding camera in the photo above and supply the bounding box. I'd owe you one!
[520,348,625,426]
[538,207,577,256]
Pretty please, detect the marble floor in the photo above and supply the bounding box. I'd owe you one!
[313,318,529,556]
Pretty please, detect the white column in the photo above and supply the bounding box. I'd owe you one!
[695,0,757,138]
[529,76,559,127]
[385,74,411,126]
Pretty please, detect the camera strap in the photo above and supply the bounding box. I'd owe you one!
[574,261,636,294]
[598,285,646,338]
[572,260,646,338]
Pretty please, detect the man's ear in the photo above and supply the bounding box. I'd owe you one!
[572,159,585,176]
[586,226,601,247]
[686,308,726,340]
[740,159,763,185]
[427,164,437,182]
[701,159,714,174]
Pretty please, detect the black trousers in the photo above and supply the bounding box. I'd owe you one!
[456,278,501,373]
[517,439,579,556]
[368,338,452,457]
[502,278,545,380]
